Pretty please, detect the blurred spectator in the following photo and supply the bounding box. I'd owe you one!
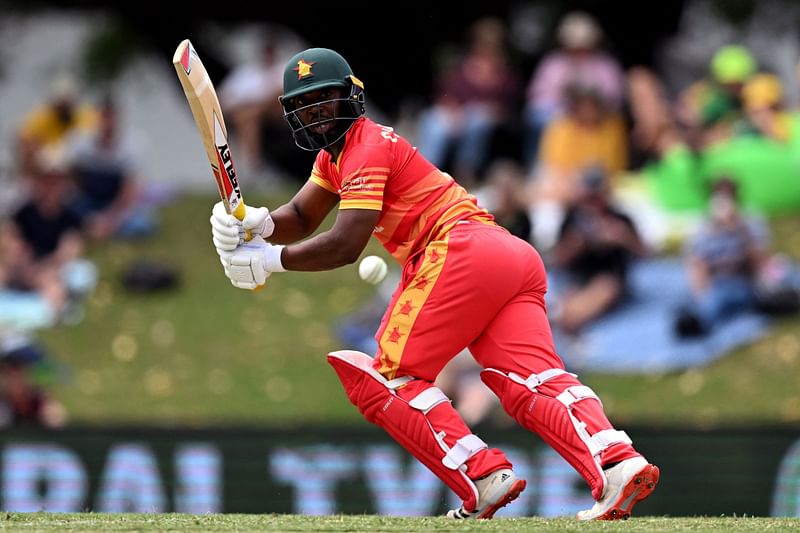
[522,10,624,168]
[628,48,800,218]
[629,45,759,160]
[0,151,97,326]
[0,160,82,320]
[673,178,778,337]
[739,73,792,141]
[219,39,287,182]
[550,167,647,335]
[477,159,533,242]
[532,83,629,204]
[0,337,67,428]
[0,153,95,427]
[677,44,757,149]
[626,66,683,160]
[66,96,156,240]
[414,17,523,188]
[16,72,99,177]
[528,82,629,250]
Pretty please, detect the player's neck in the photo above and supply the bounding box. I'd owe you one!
[326,140,345,162]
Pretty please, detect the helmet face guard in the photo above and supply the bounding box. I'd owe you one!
[280,81,365,151]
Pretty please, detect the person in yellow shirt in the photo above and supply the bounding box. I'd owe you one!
[16,73,99,176]
[528,83,628,250]
[533,83,628,205]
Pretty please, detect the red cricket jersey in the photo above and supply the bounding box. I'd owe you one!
[308,117,495,264]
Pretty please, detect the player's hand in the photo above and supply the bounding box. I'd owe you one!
[210,201,275,251]
[218,236,285,290]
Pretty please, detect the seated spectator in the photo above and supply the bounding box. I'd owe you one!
[629,45,758,162]
[629,61,800,217]
[0,338,67,428]
[677,44,757,150]
[218,39,288,182]
[0,152,91,323]
[66,96,156,240]
[528,83,628,249]
[739,73,792,142]
[477,159,533,243]
[16,72,99,177]
[550,167,647,335]
[533,83,628,204]
[674,178,773,337]
[414,17,523,188]
[522,10,624,168]
[626,66,684,160]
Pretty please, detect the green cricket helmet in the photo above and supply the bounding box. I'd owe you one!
[279,48,366,151]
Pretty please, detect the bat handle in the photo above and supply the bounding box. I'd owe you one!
[246,227,264,292]
[231,205,263,291]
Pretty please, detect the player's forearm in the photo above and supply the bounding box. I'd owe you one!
[280,230,362,271]
[268,202,320,244]
[266,184,338,244]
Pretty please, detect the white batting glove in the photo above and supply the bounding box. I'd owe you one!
[210,201,275,252]
[219,236,286,290]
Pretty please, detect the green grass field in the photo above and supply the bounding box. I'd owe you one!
[0,513,800,533]
[39,192,800,426]
[0,514,798,533]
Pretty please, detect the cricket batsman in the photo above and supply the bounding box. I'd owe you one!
[210,47,659,520]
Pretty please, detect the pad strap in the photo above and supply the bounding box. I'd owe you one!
[408,387,449,413]
[556,385,601,407]
[509,368,575,390]
[442,434,488,470]
[590,429,632,452]
[385,375,414,390]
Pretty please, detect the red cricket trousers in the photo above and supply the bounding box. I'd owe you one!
[374,222,559,380]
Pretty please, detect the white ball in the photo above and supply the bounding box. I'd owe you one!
[358,255,388,285]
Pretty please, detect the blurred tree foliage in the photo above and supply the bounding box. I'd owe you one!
[82,17,145,85]
[711,0,756,25]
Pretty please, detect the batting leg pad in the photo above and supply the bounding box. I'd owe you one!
[328,350,511,511]
[480,368,634,500]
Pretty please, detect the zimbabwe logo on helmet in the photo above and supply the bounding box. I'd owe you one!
[293,59,315,80]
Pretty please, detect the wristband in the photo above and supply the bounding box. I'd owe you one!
[264,244,286,272]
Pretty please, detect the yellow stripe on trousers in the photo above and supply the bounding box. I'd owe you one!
[377,236,450,379]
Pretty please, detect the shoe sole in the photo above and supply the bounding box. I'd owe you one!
[596,463,660,520]
[476,479,527,519]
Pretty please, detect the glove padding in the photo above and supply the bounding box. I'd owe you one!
[219,236,285,290]
[210,201,275,251]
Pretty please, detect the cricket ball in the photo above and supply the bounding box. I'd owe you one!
[358,255,388,285]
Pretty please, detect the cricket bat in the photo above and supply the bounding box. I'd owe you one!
[172,38,251,240]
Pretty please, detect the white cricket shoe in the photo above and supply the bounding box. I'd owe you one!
[576,456,660,521]
[446,468,527,519]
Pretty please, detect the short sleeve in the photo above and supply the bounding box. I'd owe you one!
[309,161,338,194]
[337,145,390,211]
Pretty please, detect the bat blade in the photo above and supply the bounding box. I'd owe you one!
[172,38,246,222]
[173,38,261,290]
